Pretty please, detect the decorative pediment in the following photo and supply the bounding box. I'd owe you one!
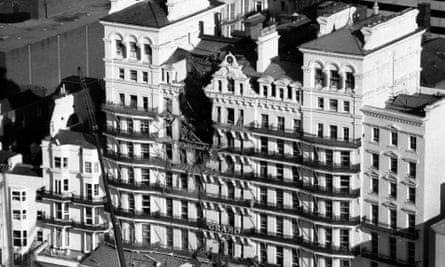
[383,150,399,158]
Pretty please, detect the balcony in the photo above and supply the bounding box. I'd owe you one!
[104,126,159,141]
[247,230,358,256]
[71,195,107,206]
[361,217,419,240]
[254,203,360,226]
[219,147,360,173]
[361,248,416,267]
[38,216,72,227]
[112,208,203,228]
[37,189,107,206]
[71,221,109,232]
[102,102,158,118]
[37,189,72,202]
[247,123,361,148]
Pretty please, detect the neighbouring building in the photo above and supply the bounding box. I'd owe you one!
[0,0,108,93]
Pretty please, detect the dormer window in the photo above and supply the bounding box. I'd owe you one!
[271,83,276,97]
[345,72,355,89]
[330,70,340,89]
[315,68,324,86]
[228,78,235,93]
[218,80,222,92]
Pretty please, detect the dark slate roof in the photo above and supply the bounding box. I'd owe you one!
[53,130,96,149]
[263,59,302,81]
[299,9,420,56]
[101,0,224,28]
[385,93,443,116]
[10,164,42,177]
[421,38,445,87]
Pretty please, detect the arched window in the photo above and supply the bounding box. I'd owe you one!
[144,44,152,63]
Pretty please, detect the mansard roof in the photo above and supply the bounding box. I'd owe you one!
[101,0,223,28]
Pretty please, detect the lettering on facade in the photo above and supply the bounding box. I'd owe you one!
[207,223,241,235]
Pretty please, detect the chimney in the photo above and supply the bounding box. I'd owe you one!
[317,5,356,36]
[244,13,266,40]
[417,2,431,28]
[373,1,379,15]
[256,25,279,73]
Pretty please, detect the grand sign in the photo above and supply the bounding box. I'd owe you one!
[207,223,241,235]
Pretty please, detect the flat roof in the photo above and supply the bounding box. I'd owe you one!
[385,93,443,116]
[0,0,109,52]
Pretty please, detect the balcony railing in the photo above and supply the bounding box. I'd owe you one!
[246,122,361,148]
[102,102,158,117]
[361,248,416,267]
[219,147,360,173]
[38,215,109,231]
[104,126,159,141]
[247,230,359,256]
[254,203,360,226]
[361,217,419,240]
[37,189,107,206]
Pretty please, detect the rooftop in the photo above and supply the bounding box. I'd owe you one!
[50,129,96,149]
[299,9,421,56]
[385,93,444,116]
[101,0,224,28]
[0,0,109,52]
[9,163,42,177]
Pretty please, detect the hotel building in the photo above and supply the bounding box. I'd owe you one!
[99,1,445,267]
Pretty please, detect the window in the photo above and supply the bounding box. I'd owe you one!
[371,178,379,194]
[141,144,150,159]
[329,99,338,111]
[340,151,350,167]
[315,68,324,86]
[166,172,173,188]
[54,157,67,168]
[119,93,125,106]
[371,204,378,224]
[345,72,355,89]
[326,150,333,166]
[85,162,92,173]
[13,231,27,247]
[277,117,285,131]
[182,200,188,219]
[292,248,299,267]
[276,246,283,265]
[271,83,276,97]
[409,136,417,151]
[37,231,43,242]
[389,182,397,199]
[408,162,416,178]
[391,131,398,146]
[293,119,301,133]
[325,228,332,246]
[390,157,398,174]
[227,78,235,93]
[262,85,268,97]
[317,123,324,137]
[390,209,397,229]
[340,229,349,249]
[260,243,267,263]
[260,161,267,177]
[330,70,340,88]
[260,137,268,153]
[407,242,415,263]
[343,101,350,112]
[371,232,378,253]
[227,108,234,124]
[329,125,338,139]
[130,70,137,82]
[239,83,244,95]
[119,68,125,79]
[261,114,269,128]
[371,153,379,169]
[260,187,267,204]
[276,217,283,236]
[318,97,324,109]
[166,198,173,217]
[218,80,222,91]
[142,72,148,83]
[372,128,379,143]
[343,127,350,141]
[260,214,267,233]
[167,228,173,247]
[276,189,283,207]
[340,176,349,192]
[276,164,283,180]
[94,184,99,196]
[12,191,25,201]
[13,210,26,220]
[340,201,350,218]
[141,169,150,184]
[408,214,415,229]
[182,229,189,250]
[277,140,284,155]
[293,191,299,208]
[143,195,150,214]
[130,95,137,108]
[293,142,299,157]
[389,237,396,258]
[408,187,416,203]
[140,120,149,133]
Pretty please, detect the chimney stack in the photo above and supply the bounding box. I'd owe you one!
[244,13,266,40]
[256,25,279,73]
